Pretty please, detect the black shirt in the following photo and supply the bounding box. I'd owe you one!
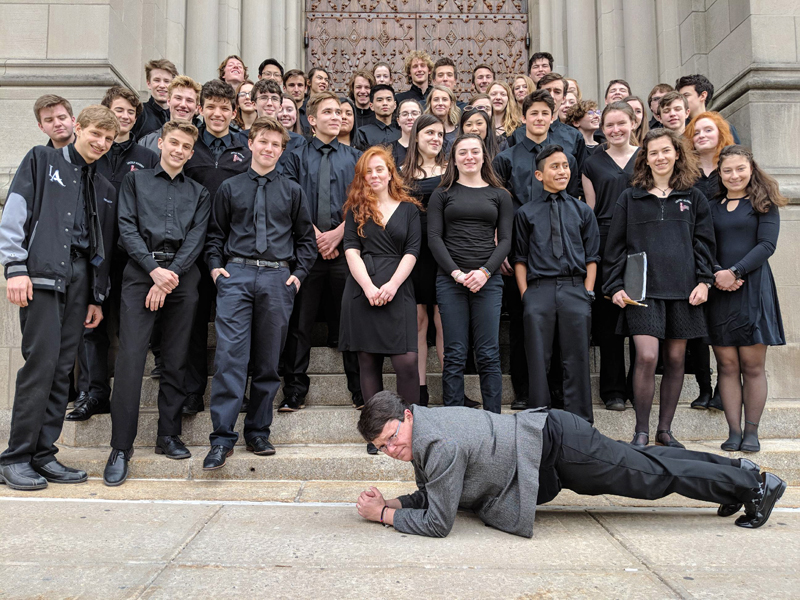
[131,96,170,140]
[203,129,236,162]
[427,182,513,275]
[184,125,251,199]
[205,168,316,283]
[395,84,431,105]
[354,106,377,131]
[508,120,587,175]
[354,121,401,151]
[391,139,408,168]
[694,169,720,203]
[299,99,312,136]
[96,136,159,196]
[512,190,600,281]
[66,144,91,254]
[118,164,211,276]
[581,148,638,234]
[493,135,581,211]
[283,137,362,232]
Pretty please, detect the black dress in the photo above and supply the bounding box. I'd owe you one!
[391,139,408,169]
[409,175,442,305]
[707,199,784,347]
[339,202,421,355]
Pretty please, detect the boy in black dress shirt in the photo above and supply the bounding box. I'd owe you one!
[131,59,177,139]
[34,94,75,149]
[202,117,315,469]
[280,91,363,411]
[250,79,306,165]
[102,121,211,486]
[513,145,600,424]
[349,70,377,131]
[675,74,741,143]
[0,106,119,490]
[181,79,252,416]
[353,85,400,151]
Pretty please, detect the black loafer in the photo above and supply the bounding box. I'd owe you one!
[278,395,301,413]
[718,459,761,517]
[33,460,87,484]
[604,397,626,412]
[246,437,276,456]
[155,435,191,459]
[65,396,110,421]
[0,462,48,491]
[690,393,711,410]
[735,472,787,529]
[721,432,742,451]
[103,449,132,487]
[182,393,205,416]
[352,394,365,410]
[203,445,233,470]
[510,397,529,411]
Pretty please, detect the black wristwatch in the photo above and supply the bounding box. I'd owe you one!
[586,290,596,302]
[730,266,743,280]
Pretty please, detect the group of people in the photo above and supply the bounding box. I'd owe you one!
[0,50,785,496]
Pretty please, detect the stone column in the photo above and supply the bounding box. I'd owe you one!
[538,0,553,55]
[285,0,304,70]
[218,0,242,63]
[242,0,305,72]
[549,0,566,74]
[185,0,220,83]
[166,0,188,75]
[565,0,598,100]
[622,0,658,102]
[242,0,271,74]
[596,1,626,101]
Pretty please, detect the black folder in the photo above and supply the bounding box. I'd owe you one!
[624,252,647,302]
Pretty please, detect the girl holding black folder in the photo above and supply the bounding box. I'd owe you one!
[603,129,716,449]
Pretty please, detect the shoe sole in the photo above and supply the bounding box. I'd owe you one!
[690,404,709,410]
[154,447,191,460]
[103,475,128,487]
[182,409,203,416]
[278,407,298,413]
[740,445,761,453]
[202,449,234,470]
[246,446,276,456]
[0,475,48,491]
[40,474,88,484]
[605,403,626,412]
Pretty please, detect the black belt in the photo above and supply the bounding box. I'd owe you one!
[230,257,289,269]
[151,251,176,261]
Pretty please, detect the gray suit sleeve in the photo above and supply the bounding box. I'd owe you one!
[392,439,466,538]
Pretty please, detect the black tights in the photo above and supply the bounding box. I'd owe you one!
[632,336,687,437]
[358,352,420,405]
[712,344,768,445]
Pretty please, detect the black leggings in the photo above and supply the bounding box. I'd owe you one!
[358,352,420,405]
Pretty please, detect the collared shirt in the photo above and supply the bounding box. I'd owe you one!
[203,129,236,162]
[66,144,91,254]
[354,106,377,131]
[493,134,581,211]
[96,136,159,196]
[184,124,251,199]
[513,189,600,281]
[508,120,587,175]
[395,83,431,105]
[131,96,170,140]
[204,167,316,283]
[117,164,211,275]
[282,137,362,231]
[353,120,401,151]
[299,99,311,136]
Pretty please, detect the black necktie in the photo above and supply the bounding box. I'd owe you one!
[255,177,268,254]
[83,165,105,266]
[550,194,563,258]
[317,145,332,232]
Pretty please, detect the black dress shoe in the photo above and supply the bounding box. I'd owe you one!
[150,363,162,378]
[278,395,301,413]
[418,385,429,407]
[182,393,205,416]
[73,391,91,408]
[604,397,626,412]
[463,395,481,409]
[155,435,191,459]
[33,460,87,484]
[707,387,723,412]
[690,392,711,410]
[353,394,365,410]
[366,442,379,455]
[203,445,233,470]
[630,432,649,448]
[718,459,761,517]
[510,397,529,411]
[735,472,787,529]
[246,437,276,456]
[103,449,132,487]
[65,396,110,421]
[239,396,250,414]
[0,462,48,491]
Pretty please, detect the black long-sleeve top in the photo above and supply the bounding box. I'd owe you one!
[131,96,170,140]
[427,182,513,275]
[512,190,600,281]
[282,137,362,231]
[395,84,431,105]
[353,121,401,151]
[581,148,638,235]
[602,186,716,300]
[118,165,211,276]
[204,168,316,283]
[508,120,586,175]
[711,200,780,275]
[693,169,720,204]
[493,135,581,211]
[354,107,377,131]
[183,125,251,199]
[96,136,159,196]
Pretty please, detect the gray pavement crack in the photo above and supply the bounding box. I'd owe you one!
[587,511,691,600]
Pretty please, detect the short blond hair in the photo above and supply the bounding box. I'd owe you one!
[145,59,178,81]
[161,120,198,142]
[76,105,120,137]
[249,116,289,148]
[168,75,201,99]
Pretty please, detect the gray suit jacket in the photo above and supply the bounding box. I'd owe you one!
[393,406,548,538]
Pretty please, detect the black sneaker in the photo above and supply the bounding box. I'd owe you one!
[278,395,301,412]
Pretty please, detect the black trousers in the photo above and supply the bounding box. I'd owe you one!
[183,257,215,397]
[281,253,360,399]
[210,263,295,447]
[1,256,90,467]
[686,338,712,393]
[77,254,126,401]
[537,410,761,506]
[523,277,594,424]
[502,274,528,402]
[110,261,199,450]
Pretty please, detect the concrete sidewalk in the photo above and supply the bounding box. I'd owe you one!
[0,485,798,599]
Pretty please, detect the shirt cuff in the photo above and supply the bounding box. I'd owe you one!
[207,257,225,272]
[139,255,160,275]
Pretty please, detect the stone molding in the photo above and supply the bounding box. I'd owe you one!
[712,64,800,113]
[0,60,133,90]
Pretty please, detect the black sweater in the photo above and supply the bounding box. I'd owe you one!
[602,186,716,300]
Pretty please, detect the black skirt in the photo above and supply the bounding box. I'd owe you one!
[616,298,708,340]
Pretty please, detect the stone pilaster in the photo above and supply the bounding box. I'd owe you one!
[186,0,220,84]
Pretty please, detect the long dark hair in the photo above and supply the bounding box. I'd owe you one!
[717,145,788,213]
[440,133,504,190]
[458,108,500,162]
[401,114,447,182]
[631,128,700,191]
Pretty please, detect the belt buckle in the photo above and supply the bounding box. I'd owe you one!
[255,259,268,267]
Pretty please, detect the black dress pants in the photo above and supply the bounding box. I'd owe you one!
[538,410,761,506]
[523,277,593,424]
[502,274,528,403]
[282,253,360,399]
[110,261,199,450]
[183,257,214,397]
[1,256,89,467]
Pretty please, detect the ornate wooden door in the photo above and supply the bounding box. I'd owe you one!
[305,0,529,100]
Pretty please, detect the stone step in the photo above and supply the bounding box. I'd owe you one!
[59,401,800,448]
[41,439,800,486]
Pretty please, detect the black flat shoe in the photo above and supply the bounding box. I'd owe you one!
[65,396,110,421]
[203,445,233,470]
[463,395,481,409]
[630,432,649,448]
[33,460,87,484]
[655,430,685,449]
[604,397,626,412]
[735,472,787,529]
[353,394,365,410]
[0,462,48,491]
[718,459,761,517]
[182,393,205,416]
[707,387,723,412]
[510,397,529,411]
[419,386,429,407]
[155,436,191,459]
[721,432,742,451]
[103,449,132,487]
[246,437,275,456]
[690,392,710,410]
[278,395,301,413]
[366,442,379,455]
[741,426,760,453]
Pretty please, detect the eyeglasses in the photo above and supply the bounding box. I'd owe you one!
[376,420,402,453]
[464,105,490,113]
[587,110,601,116]
[237,91,252,98]
[399,110,421,118]
[256,95,281,104]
